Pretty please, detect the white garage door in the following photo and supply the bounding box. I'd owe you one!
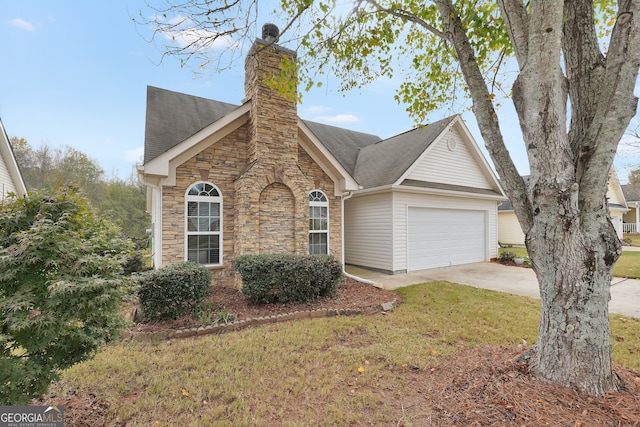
[407,207,486,271]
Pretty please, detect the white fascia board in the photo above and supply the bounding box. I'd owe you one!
[141,103,250,184]
[0,118,27,196]
[298,120,360,195]
[352,183,506,201]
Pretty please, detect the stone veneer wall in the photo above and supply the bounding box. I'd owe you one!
[162,127,248,287]
[161,138,343,287]
[259,182,296,254]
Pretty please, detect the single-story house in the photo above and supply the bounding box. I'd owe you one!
[622,184,639,233]
[0,118,27,201]
[498,169,629,245]
[139,25,506,286]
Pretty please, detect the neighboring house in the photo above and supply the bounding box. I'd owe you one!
[498,169,628,245]
[139,25,505,286]
[622,184,639,233]
[0,118,27,200]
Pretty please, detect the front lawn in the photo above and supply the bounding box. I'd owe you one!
[499,247,640,279]
[624,233,640,246]
[613,251,640,278]
[47,281,640,426]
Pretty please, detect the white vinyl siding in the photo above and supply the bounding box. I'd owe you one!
[406,127,494,189]
[0,153,17,200]
[346,190,499,273]
[609,209,625,240]
[497,211,526,246]
[344,192,393,271]
[607,182,625,206]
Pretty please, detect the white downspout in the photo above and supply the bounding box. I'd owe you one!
[636,201,639,233]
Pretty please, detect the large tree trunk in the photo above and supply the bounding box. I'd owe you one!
[435,0,639,395]
[524,193,622,395]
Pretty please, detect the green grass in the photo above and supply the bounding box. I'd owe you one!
[498,247,529,258]
[499,247,640,279]
[613,251,640,278]
[624,234,640,246]
[50,281,640,426]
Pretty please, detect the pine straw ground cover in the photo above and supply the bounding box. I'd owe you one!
[38,280,640,426]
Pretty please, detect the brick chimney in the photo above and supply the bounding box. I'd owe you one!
[244,24,298,164]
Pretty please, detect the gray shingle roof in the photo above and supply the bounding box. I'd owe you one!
[622,184,640,202]
[353,116,456,188]
[143,88,463,192]
[144,86,239,164]
[302,120,381,176]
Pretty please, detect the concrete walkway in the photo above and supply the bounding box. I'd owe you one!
[345,262,640,319]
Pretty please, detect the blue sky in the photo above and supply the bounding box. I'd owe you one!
[2,1,638,182]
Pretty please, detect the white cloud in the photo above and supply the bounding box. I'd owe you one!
[8,18,35,31]
[124,147,144,163]
[302,105,331,115]
[313,114,360,124]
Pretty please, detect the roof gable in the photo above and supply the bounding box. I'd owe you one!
[142,87,360,192]
[606,168,627,208]
[144,86,239,164]
[403,118,496,190]
[353,116,455,188]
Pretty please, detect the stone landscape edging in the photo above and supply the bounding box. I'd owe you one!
[121,298,399,342]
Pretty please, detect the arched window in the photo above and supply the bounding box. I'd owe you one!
[185,182,222,265]
[309,190,328,255]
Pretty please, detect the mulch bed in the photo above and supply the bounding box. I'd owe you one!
[126,277,399,333]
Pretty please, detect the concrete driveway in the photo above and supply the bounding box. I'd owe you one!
[345,262,640,319]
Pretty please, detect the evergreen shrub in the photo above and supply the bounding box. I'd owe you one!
[138,262,211,322]
[233,254,343,304]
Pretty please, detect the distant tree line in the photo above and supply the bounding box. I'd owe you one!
[10,137,149,242]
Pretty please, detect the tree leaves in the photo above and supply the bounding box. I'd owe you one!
[0,187,134,404]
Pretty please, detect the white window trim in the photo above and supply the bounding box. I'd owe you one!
[184,182,223,266]
[309,190,329,255]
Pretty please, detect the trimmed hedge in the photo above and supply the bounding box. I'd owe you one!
[233,254,343,304]
[138,262,212,322]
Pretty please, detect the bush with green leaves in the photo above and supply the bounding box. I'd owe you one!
[0,187,134,405]
[233,254,343,304]
[137,262,212,322]
[499,251,516,261]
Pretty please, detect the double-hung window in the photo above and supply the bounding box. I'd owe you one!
[309,190,328,255]
[185,182,222,265]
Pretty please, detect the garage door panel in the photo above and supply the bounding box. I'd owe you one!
[408,208,485,271]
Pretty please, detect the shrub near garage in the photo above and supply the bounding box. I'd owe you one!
[137,262,211,322]
[233,254,343,304]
